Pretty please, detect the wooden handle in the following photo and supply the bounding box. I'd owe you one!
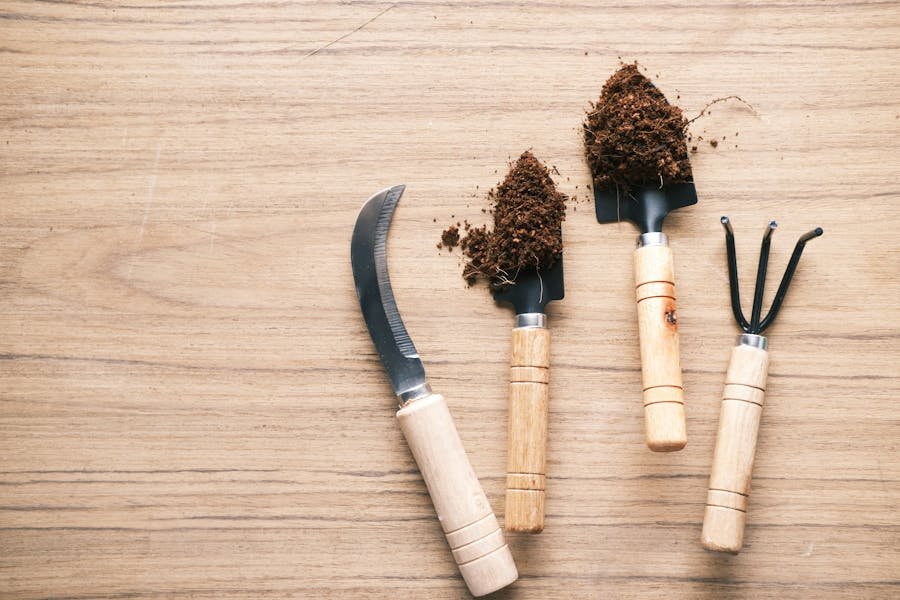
[397,393,518,596]
[701,343,770,553]
[634,243,687,452]
[505,326,550,533]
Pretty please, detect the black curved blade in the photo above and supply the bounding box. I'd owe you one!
[594,182,698,233]
[491,257,564,315]
[350,185,427,397]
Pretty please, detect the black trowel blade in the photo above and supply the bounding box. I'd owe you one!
[594,182,698,232]
[492,257,564,315]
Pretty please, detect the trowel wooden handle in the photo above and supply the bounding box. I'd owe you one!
[633,243,686,451]
[702,343,770,554]
[397,393,518,596]
[505,326,550,533]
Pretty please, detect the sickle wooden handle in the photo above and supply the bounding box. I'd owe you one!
[702,343,770,553]
[634,244,687,452]
[397,393,518,596]
[505,326,551,533]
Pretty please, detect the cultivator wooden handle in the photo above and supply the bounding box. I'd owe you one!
[505,324,551,533]
[397,393,518,596]
[633,242,687,451]
[702,340,770,554]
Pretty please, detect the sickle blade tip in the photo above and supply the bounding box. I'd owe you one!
[350,185,427,397]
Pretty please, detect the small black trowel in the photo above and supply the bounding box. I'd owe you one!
[491,256,563,533]
[594,182,697,452]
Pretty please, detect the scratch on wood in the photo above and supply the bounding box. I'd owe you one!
[125,143,162,281]
[301,3,397,60]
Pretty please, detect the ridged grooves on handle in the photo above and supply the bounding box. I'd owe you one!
[397,394,518,596]
[505,327,550,533]
[634,244,687,452]
[701,343,770,554]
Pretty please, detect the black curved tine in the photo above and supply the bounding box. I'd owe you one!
[721,216,750,332]
[758,227,824,333]
[750,221,778,332]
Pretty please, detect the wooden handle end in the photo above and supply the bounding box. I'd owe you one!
[701,504,745,554]
[644,400,687,452]
[456,540,518,596]
[505,472,545,532]
[447,513,518,596]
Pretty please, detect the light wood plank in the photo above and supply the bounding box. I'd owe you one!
[1,0,898,598]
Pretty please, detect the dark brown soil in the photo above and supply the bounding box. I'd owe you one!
[440,151,567,289]
[583,63,692,192]
[439,225,460,250]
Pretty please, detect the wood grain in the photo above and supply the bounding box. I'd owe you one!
[1,0,899,598]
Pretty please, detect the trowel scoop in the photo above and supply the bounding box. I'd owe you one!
[594,182,697,452]
[492,256,564,533]
[492,258,564,316]
[594,183,697,233]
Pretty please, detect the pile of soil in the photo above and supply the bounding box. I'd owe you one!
[583,63,692,192]
[439,151,566,289]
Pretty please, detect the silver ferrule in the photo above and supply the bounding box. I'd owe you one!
[737,333,768,350]
[516,313,546,328]
[637,232,669,248]
[397,382,432,406]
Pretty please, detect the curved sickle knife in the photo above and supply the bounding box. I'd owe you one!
[350,185,517,597]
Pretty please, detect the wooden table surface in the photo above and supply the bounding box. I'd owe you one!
[2,1,899,598]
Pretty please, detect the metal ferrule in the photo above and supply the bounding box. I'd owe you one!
[516,313,546,328]
[737,333,768,351]
[397,382,433,406]
[637,232,669,248]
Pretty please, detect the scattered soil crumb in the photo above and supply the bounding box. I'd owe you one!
[439,225,460,250]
